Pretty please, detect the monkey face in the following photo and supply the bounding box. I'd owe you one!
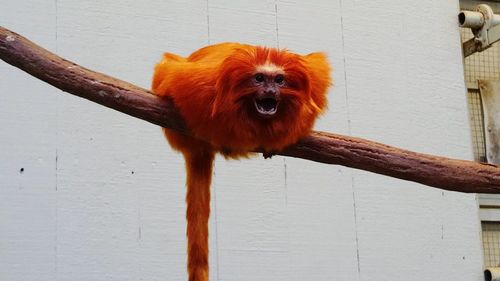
[244,60,311,122]
[215,52,309,119]
[212,45,328,150]
[251,66,285,118]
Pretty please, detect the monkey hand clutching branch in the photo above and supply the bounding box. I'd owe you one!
[152,42,332,281]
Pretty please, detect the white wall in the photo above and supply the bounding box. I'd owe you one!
[0,1,483,281]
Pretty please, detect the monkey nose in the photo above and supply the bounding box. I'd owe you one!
[264,89,276,96]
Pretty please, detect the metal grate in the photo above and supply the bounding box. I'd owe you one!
[460,25,500,162]
[467,89,487,162]
[482,222,500,267]
[461,28,500,83]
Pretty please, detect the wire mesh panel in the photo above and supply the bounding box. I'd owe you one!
[460,26,500,162]
[461,28,500,83]
[467,89,487,162]
[482,222,500,267]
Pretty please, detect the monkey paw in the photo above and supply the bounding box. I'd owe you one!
[263,151,276,159]
[221,147,232,156]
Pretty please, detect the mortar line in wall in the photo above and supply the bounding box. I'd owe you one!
[275,3,293,272]
[274,0,287,222]
[339,0,352,136]
[54,0,59,278]
[55,149,58,278]
[212,167,221,281]
[274,1,280,49]
[206,0,211,45]
[351,175,361,277]
[55,0,58,52]
[205,2,218,279]
[283,158,288,208]
[339,0,360,278]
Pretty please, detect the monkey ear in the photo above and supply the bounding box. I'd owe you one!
[302,52,332,112]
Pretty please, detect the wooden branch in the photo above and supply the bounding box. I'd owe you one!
[1,26,500,193]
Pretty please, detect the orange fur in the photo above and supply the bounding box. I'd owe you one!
[152,43,331,281]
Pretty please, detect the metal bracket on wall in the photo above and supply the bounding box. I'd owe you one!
[459,4,500,57]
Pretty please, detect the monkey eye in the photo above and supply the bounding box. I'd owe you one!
[274,74,285,85]
[254,73,265,83]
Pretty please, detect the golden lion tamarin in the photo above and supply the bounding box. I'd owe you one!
[152,42,331,281]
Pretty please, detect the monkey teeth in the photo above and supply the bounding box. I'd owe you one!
[255,97,278,116]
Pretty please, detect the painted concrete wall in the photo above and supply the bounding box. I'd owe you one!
[0,1,483,280]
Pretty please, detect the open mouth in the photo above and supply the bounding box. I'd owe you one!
[254,97,278,117]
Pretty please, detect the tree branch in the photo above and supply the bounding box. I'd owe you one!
[1,26,499,193]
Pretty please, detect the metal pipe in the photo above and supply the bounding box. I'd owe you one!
[459,11,484,28]
[458,10,500,28]
[484,267,500,281]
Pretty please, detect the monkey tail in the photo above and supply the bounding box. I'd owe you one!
[184,148,215,281]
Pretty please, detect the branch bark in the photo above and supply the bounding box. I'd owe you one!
[1,26,500,193]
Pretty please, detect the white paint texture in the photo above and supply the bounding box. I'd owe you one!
[0,0,483,280]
